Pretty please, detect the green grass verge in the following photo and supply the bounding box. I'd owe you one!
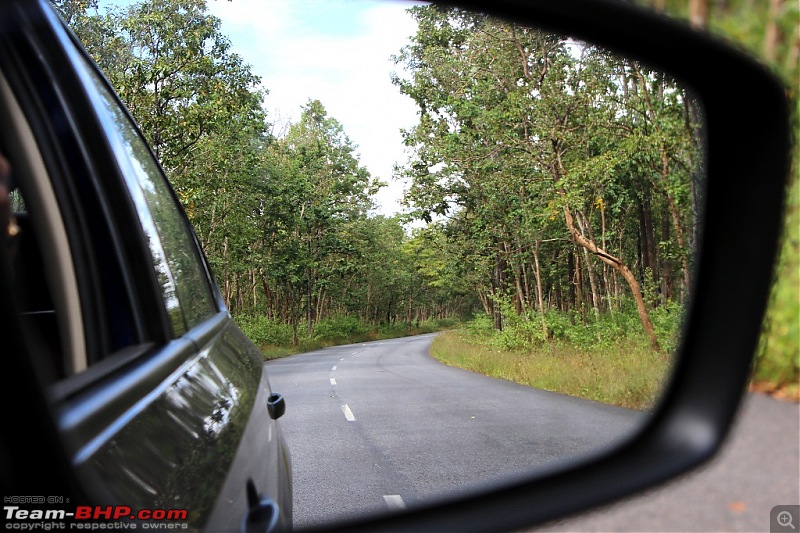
[430,330,671,410]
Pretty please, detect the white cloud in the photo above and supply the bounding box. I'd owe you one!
[207,0,426,216]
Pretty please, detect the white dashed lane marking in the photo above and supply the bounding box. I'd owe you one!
[383,495,406,510]
[342,404,356,422]
[330,378,337,386]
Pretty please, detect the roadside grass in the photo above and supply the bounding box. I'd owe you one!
[430,330,671,410]
[235,315,456,361]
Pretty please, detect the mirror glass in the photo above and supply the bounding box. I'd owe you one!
[82,0,704,527]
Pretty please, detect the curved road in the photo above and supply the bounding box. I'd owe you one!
[266,333,643,529]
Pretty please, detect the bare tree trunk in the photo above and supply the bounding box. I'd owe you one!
[565,206,661,351]
[567,250,576,311]
[603,264,614,316]
[583,247,601,320]
[639,67,694,298]
[689,0,709,29]
[764,0,783,62]
[577,212,602,320]
[315,287,326,325]
[574,249,584,317]
[505,241,527,315]
[305,269,314,336]
[533,240,549,339]
[251,269,258,315]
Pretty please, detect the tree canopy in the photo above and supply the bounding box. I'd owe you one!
[56,0,704,351]
[393,5,701,350]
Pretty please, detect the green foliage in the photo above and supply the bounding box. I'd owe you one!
[463,313,495,338]
[754,171,800,390]
[235,316,294,348]
[650,300,685,354]
[394,6,698,351]
[59,0,475,336]
[60,0,703,369]
[465,303,683,355]
[313,316,369,341]
[643,0,799,394]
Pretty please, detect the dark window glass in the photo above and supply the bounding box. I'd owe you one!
[81,59,216,335]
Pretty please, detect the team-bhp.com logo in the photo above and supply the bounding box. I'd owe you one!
[4,499,189,530]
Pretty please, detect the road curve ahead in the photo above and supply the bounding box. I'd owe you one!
[265,333,643,530]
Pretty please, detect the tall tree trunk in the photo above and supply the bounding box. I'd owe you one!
[639,69,694,298]
[565,206,661,351]
[574,249,585,317]
[577,212,602,319]
[763,0,783,62]
[638,186,658,290]
[493,250,505,330]
[505,241,527,314]
[316,287,326,325]
[583,247,601,320]
[533,240,548,339]
[689,0,709,29]
[661,205,673,305]
[567,250,576,312]
[305,269,314,336]
[603,264,614,315]
[251,269,258,315]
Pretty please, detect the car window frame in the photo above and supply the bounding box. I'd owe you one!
[77,49,220,338]
[0,0,233,463]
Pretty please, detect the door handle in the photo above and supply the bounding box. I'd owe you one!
[243,479,280,533]
[267,393,285,420]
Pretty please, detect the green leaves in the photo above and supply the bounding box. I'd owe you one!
[395,6,698,347]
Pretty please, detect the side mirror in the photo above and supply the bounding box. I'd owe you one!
[268,392,286,420]
[316,0,790,531]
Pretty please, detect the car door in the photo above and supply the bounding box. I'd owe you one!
[0,1,290,530]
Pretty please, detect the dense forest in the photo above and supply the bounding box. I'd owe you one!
[53,0,794,387]
[54,0,699,351]
[394,6,702,352]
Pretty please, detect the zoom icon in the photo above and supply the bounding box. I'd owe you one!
[772,505,800,532]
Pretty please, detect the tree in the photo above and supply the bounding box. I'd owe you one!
[58,0,273,313]
[394,6,698,350]
[259,100,381,342]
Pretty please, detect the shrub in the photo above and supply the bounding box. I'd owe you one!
[463,314,494,337]
[235,315,294,347]
[313,316,369,340]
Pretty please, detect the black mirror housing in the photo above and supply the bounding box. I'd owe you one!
[315,1,792,531]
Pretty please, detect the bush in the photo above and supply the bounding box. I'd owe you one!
[235,315,294,347]
[466,302,682,354]
[313,316,368,340]
[463,314,494,337]
[650,300,685,354]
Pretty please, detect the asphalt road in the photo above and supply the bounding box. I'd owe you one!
[265,333,644,530]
